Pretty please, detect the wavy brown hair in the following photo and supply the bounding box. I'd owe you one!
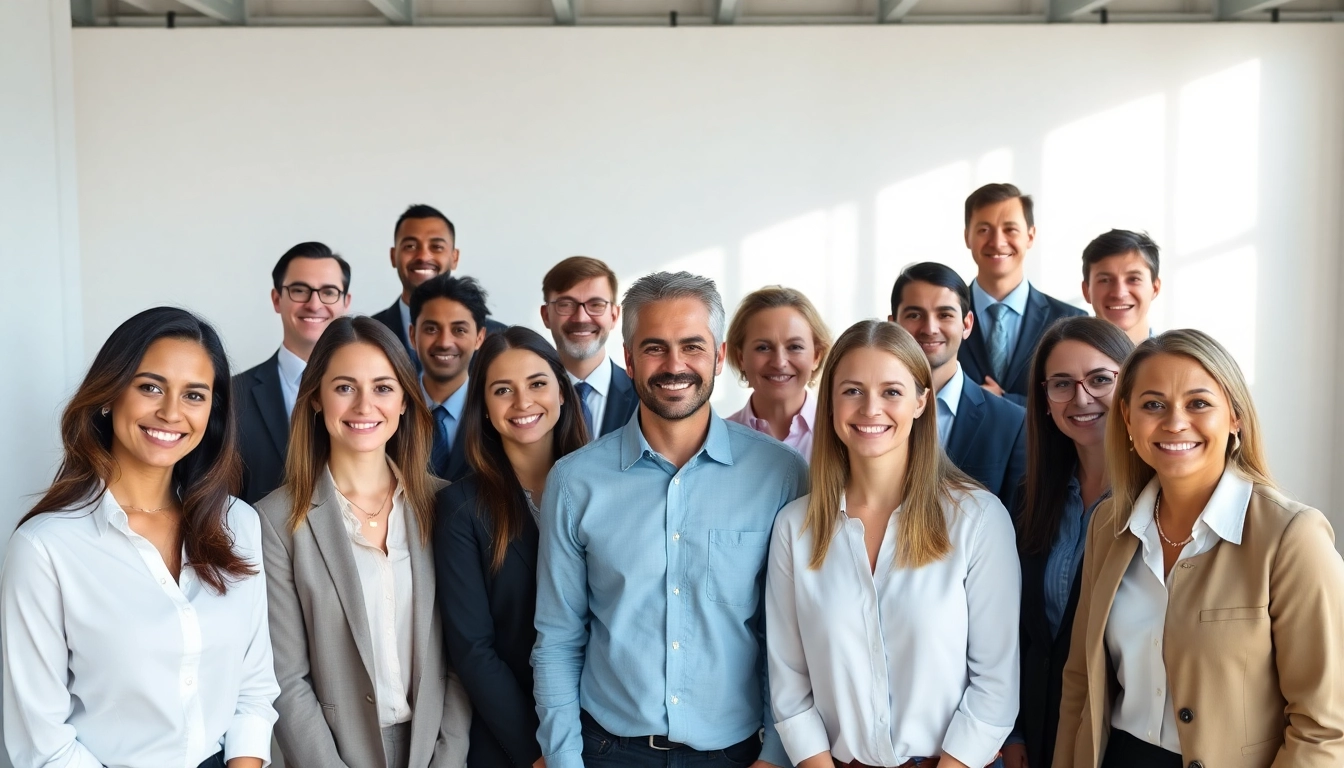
[22,307,252,594]
[462,327,590,572]
[805,320,977,569]
[283,316,437,542]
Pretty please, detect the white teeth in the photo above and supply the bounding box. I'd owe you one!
[300,317,325,323]
[1069,413,1102,423]
[144,428,184,442]
[659,382,692,391]
[1160,441,1198,451]
[854,424,890,434]
[347,422,379,430]
[509,414,542,426]
[764,374,792,382]
[1106,305,1133,310]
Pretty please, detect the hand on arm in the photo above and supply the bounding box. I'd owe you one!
[1001,742,1029,768]
[981,376,1006,397]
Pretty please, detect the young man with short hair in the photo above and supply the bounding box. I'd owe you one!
[409,274,489,482]
[1080,228,1162,344]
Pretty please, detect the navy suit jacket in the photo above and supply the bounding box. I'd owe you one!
[944,379,1027,510]
[434,476,542,768]
[597,359,639,438]
[435,418,472,484]
[959,284,1087,406]
[233,353,290,505]
[371,297,508,373]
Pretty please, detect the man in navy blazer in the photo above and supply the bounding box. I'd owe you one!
[891,261,1026,510]
[958,184,1086,406]
[540,256,638,437]
[372,203,505,371]
[234,242,352,504]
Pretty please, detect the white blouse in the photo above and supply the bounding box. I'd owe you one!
[766,488,1020,768]
[333,471,414,728]
[1106,470,1254,752]
[1,490,278,768]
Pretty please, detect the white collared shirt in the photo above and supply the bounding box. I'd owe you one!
[971,279,1031,361]
[726,389,819,462]
[935,364,965,447]
[331,466,414,727]
[276,344,307,419]
[766,488,1020,768]
[567,354,613,434]
[1,491,278,768]
[1106,469,1254,751]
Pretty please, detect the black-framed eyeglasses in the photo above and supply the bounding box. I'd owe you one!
[282,282,346,304]
[548,298,611,317]
[1042,369,1119,402]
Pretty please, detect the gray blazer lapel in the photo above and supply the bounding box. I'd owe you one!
[406,478,448,768]
[306,471,378,689]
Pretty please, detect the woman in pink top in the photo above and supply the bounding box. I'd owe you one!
[725,286,832,462]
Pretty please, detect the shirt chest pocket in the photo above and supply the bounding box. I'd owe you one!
[706,529,770,606]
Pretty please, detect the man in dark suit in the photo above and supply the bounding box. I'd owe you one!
[409,274,489,482]
[372,204,505,370]
[891,261,1026,509]
[539,256,638,438]
[958,183,1087,406]
[234,242,352,504]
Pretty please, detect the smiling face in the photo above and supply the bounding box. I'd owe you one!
[391,217,460,296]
[315,342,406,456]
[272,256,351,358]
[625,296,725,422]
[830,346,928,461]
[1122,352,1238,489]
[485,348,564,450]
[410,297,485,389]
[892,280,973,374]
[542,276,621,362]
[965,197,1035,286]
[108,337,215,473]
[1083,250,1161,339]
[738,306,821,406]
[1043,339,1121,449]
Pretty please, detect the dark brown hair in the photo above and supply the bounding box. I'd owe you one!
[1017,317,1134,556]
[542,256,619,301]
[22,307,252,594]
[284,316,438,542]
[462,326,590,572]
[964,182,1034,229]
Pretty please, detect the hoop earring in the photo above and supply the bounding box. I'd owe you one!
[100,406,110,417]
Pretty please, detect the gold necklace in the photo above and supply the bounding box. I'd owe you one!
[119,500,174,514]
[344,482,394,528]
[1153,490,1194,547]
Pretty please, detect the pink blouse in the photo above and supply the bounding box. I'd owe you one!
[725,389,818,463]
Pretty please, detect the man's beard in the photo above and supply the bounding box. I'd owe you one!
[635,368,715,421]
[557,322,608,361]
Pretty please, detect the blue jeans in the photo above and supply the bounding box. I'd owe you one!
[579,711,761,768]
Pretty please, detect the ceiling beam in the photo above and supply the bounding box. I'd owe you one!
[550,0,575,24]
[880,0,925,21]
[71,0,96,24]
[1049,0,1118,21]
[715,0,741,23]
[114,0,157,11]
[366,0,411,23]
[1217,0,1295,17]
[174,0,244,22]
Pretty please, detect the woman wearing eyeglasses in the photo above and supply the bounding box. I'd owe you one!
[1000,318,1133,768]
[235,241,353,504]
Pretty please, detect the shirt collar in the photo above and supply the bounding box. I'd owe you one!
[422,374,470,421]
[739,389,818,439]
[1123,468,1253,546]
[397,299,412,338]
[328,460,407,535]
[936,363,965,417]
[972,277,1031,319]
[620,407,735,471]
[568,354,613,398]
[276,344,307,388]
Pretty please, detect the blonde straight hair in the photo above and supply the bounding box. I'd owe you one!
[1107,328,1274,513]
[804,320,977,569]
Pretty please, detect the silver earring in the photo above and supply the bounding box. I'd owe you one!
[100,406,110,417]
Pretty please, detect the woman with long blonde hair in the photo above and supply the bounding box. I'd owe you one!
[1054,329,1344,768]
[766,319,1020,768]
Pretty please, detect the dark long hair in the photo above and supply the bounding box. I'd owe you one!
[22,307,252,594]
[284,316,437,543]
[461,326,590,572]
[1017,317,1135,556]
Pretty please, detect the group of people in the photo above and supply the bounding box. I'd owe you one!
[2,183,1341,768]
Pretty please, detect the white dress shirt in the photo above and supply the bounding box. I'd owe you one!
[276,344,307,419]
[1106,469,1254,751]
[332,466,414,728]
[1,491,279,768]
[766,488,1021,768]
[567,354,613,433]
[935,364,965,448]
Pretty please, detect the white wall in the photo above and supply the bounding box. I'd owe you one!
[69,25,1344,531]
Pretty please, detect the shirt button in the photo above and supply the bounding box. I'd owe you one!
[159,577,167,585]
[672,533,680,541]
[672,641,680,650]
[673,478,680,485]
[185,678,194,686]
[673,587,680,595]
[670,696,679,705]
[1157,687,1164,696]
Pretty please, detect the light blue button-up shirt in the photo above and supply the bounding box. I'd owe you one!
[972,278,1031,363]
[935,363,965,448]
[532,409,810,768]
[1043,476,1110,639]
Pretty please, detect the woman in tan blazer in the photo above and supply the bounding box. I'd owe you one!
[1054,329,1344,768]
[257,316,470,768]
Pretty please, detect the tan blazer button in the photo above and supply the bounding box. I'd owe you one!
[1179,707,1194,722]
[366,694,375,704]
[1188,761,1204,768]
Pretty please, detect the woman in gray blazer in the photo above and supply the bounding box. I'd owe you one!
[257,316,470,768]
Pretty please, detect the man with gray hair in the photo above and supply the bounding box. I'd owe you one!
[532,271,809,768]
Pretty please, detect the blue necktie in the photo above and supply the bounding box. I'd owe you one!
[574,381,596,435]
[430,404,452,474]
[986,303,1013,383]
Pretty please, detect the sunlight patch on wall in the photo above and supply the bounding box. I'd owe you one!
[737,204,859,322]
[874,160,975,314]
[1169,245,1257,385]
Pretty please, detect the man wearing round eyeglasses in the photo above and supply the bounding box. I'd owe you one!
[234,241,352,503]
[540,256,638,438]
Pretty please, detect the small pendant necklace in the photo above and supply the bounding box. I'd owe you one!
[1153,490,1195,548]
[345,482,394,528]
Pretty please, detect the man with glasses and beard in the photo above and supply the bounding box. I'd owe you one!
[532,272,809,768]
[539,256,638,437]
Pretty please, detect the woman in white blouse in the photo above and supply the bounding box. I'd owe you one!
[1,307,278,768]
[256,316,470,768]
[766,319,1020,768]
